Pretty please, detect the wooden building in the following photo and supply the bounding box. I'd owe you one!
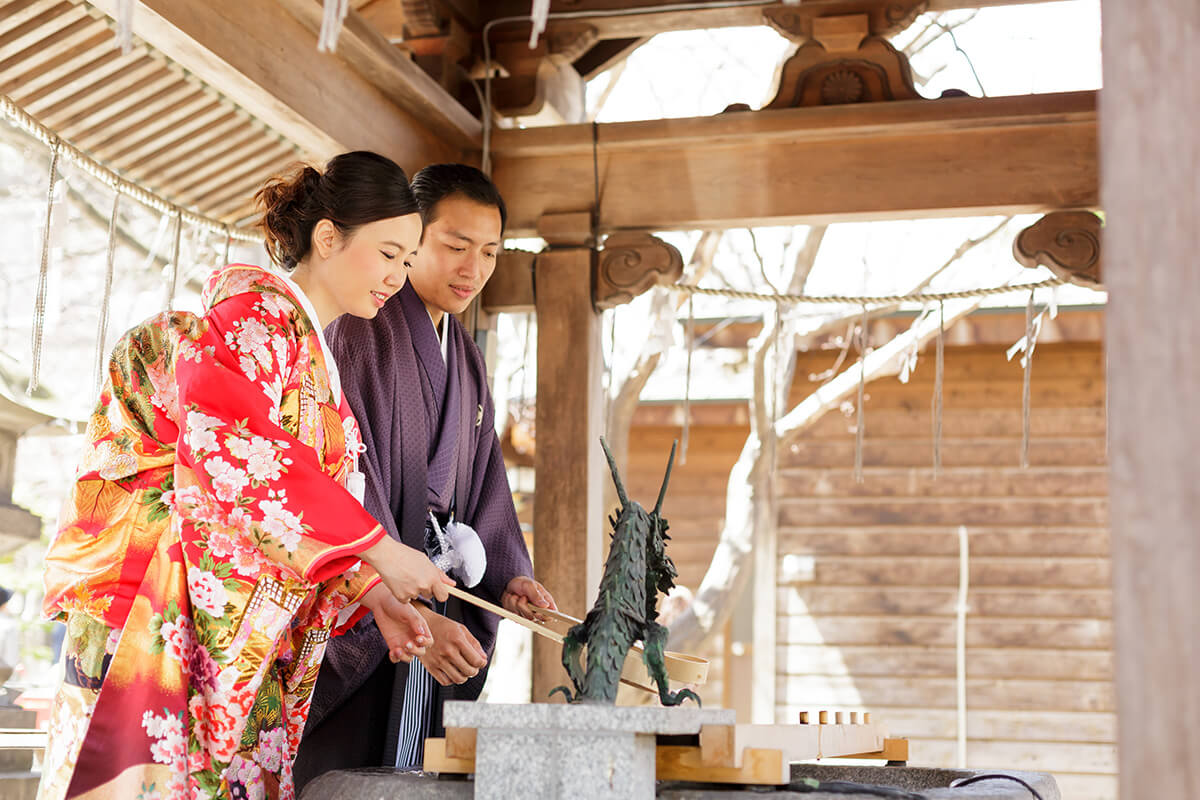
[0,0,1195,797]
[623,308,1113,796]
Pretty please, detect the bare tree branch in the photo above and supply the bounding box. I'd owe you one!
[602,231,721,513]
[667,220,1017,653]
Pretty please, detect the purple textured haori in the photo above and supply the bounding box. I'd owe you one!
[293,282,533,787]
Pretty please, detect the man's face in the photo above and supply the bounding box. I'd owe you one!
[407,193,502,316]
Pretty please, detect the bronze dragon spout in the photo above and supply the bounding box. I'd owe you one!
[551,438,700,707]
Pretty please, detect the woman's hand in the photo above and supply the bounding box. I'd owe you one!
[361,536,454,603]
[361,584,433,663]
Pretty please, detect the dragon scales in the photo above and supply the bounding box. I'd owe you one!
[552,438,700,706]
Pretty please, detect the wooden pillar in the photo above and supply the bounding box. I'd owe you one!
[1101,2,1200,797]
[531,247,604,701]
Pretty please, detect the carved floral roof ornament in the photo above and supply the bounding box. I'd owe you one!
[765,11,921,109]
[1013,211,1104,288]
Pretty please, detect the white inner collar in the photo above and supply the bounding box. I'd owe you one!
[427,307,448,363]
[278,272,342,406]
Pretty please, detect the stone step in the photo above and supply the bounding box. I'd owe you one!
[0,708,35,728]
[0,729,45,771]
[0,771,40,800]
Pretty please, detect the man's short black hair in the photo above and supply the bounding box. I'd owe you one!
[410,163,507,235]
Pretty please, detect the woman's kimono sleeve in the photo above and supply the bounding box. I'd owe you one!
[173,291,385,584]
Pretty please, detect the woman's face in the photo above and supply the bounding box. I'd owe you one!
[315,213,421,320]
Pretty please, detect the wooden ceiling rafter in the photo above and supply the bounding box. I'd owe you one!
[124,111,248,179]
[33,55,161,123]
[0,0,325,225]
[0,12,107,76]
[0,2,86,57]
[152,120,264,186]
[175,139,298,201]
[0,27,116,94]
[95,96,228,162]
[68,77,194,141]
[81,0,465,174]
[10,42,140,109]
[160,126,277,189]
[1,0,486,227]
[54,69,182,137]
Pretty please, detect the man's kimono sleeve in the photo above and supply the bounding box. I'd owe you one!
[471,399,534,605]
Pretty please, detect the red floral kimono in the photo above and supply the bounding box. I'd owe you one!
[39,265,385,800]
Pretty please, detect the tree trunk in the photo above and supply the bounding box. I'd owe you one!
[667,216,1017,654]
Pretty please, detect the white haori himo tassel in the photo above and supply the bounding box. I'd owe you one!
[429,512,487,588]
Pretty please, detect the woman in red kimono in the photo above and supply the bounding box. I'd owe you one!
[38,151,453,800]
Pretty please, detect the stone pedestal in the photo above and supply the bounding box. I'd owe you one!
[442,702,735,800]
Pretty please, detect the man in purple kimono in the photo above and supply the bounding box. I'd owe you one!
[294,164,556,785]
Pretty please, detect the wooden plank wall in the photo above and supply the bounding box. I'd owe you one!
[625,338,1113,796]
[624,413,749,708]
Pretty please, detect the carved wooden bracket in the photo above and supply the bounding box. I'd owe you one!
[399,0,441,38]
[546,22,600,64]
[594,232,684,310]
[764,1,928,43]
[765,16,920,109]
[1013,211,1103,287]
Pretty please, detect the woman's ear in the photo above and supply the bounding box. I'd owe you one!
[312,219,339,259]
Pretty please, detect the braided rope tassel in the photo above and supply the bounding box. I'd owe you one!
[854,304,868,483]
[317,0,350,52]
[28,141,61,396]
[164,209,182,309]
[94,190,121,394]
[1021,289,1035,468]
[603,306,616,436]
[681,293,695,465]
[933,299,945,477]
[222,225,232,267]
[116,0,135,54]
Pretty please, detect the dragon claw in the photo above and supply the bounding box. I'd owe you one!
[549,685,576,703]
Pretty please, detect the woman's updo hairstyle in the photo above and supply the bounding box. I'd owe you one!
[255,151,419,271]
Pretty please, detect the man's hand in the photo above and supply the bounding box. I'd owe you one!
[501,576,557,621]
[362,584,432,663]
[415,605,489,686]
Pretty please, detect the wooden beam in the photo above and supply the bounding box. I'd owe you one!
[87,0,458,171]
[482,250,536,313]
[486,1,1067,40]
[531,247,604,702]
[1101,1,1200,798]
[274,0,481,148]
[491,91,1098,235]
[573,37,647,80]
